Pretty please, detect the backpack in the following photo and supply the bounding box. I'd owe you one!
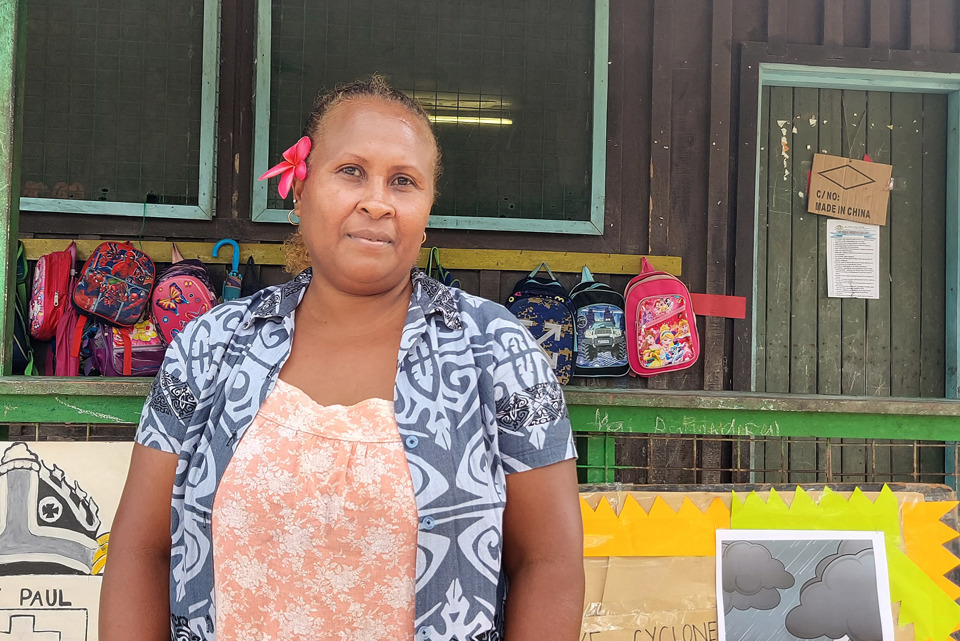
[72,241,156,326]
[624,257,700,376]
[151,244,217,345]
[13,242,35,374]
[505,262,577,384]
[84,318,165,377]
[426,247,461,289]
[53,276,82,376]
[28,241,76,340]
[570,266,629,377]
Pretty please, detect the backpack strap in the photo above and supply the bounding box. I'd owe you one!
[118,329,133,376]
[426,247,441,280]
[171,242,185,264]
[580,265,595,283]
[70,316,86,359]
[529,261,557,280]
[640,257,654,273]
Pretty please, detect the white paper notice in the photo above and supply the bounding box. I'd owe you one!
[827,219,880,299]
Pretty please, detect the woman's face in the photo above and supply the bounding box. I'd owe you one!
[293,98,437,295]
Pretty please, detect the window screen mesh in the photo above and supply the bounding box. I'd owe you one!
[267,0,596,221]
[21,1,205,206]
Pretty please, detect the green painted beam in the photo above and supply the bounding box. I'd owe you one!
[0,0,26,378]
[0,378,149,424]
[568,405,960,441]
[0,377,958,438]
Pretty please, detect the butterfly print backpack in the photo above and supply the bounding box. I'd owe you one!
[151,247,217,346]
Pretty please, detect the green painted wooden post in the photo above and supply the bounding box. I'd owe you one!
[0,0,27,440]
[581,434,607,483]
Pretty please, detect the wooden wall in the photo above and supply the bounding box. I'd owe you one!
[17,0,960,400]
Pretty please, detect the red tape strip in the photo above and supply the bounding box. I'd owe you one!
[690,293,747,319]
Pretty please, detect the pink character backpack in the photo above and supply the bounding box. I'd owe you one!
[624,257,700,376]
[29,241,76,341]
[151,244,217,345]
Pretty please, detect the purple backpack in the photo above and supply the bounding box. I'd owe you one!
[83,318,165,377]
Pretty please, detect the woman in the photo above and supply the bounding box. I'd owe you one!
[100,76,584,641]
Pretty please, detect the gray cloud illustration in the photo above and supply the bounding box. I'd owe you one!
[721,541,796,614]
[785,542,883,641]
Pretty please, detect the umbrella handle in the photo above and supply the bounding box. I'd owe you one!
[213,239,241,273]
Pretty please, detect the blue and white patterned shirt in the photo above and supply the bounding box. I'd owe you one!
[135,268,577,641]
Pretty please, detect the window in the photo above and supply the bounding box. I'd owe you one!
[252,0,609,233]
[19,0,220,220]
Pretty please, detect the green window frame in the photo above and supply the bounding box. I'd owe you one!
[18,0,221,221]
[750,64,960,400]
[250,0,610,234]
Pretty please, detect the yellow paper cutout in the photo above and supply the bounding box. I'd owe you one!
[580,495,730,557]
[888,546,960,641]
[730,484,960,639]
[901,501,960,601]
[731,486,902,544]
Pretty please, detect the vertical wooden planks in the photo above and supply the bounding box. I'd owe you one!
[865,92,892,398]
[890,92,924,398]
[763,86,794,479]
[790,87,819,395]
[703,0,734,393]
[841,90,868,396]
[920,93,947,398]
[865,92,894,481]
[823,0,844,59]
[870,0,892,60]
[918,92,946,485]
[767,0,788,56]
[817,89,843,395]
[754,86,771,391]
[765,86,794,394]
[840,90,868,482]
[909,0,931,52]
[788,87,820,483]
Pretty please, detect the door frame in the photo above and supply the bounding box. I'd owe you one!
[733,46,960,401]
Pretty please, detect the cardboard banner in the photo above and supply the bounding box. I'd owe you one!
[807,153,893,226]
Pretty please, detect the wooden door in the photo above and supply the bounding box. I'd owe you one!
[754,87,948,481]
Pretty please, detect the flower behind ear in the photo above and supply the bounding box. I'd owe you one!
[258,136,312,199]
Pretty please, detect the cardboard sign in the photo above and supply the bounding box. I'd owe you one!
[807,153,892,226]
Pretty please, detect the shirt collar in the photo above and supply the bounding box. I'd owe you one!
[250,267,462,330]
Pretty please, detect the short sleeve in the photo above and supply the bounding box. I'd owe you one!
[135,332,200,455]
[492,316,577,474]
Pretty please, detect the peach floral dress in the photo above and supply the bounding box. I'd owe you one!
[211,378,418,641]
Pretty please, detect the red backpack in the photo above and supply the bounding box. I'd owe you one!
[624,257,700,376]
[28,241,76,341]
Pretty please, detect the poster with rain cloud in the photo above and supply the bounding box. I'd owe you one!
[717,530,895,641]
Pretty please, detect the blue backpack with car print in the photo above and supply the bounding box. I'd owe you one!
[570,266,629,377]
[505,262,577,384]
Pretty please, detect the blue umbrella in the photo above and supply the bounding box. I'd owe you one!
[212,239,242,302]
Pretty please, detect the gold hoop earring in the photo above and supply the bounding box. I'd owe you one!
[422,231,427,245]
[288,209,300,226]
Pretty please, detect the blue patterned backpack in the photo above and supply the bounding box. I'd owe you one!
[505,262,577,384]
